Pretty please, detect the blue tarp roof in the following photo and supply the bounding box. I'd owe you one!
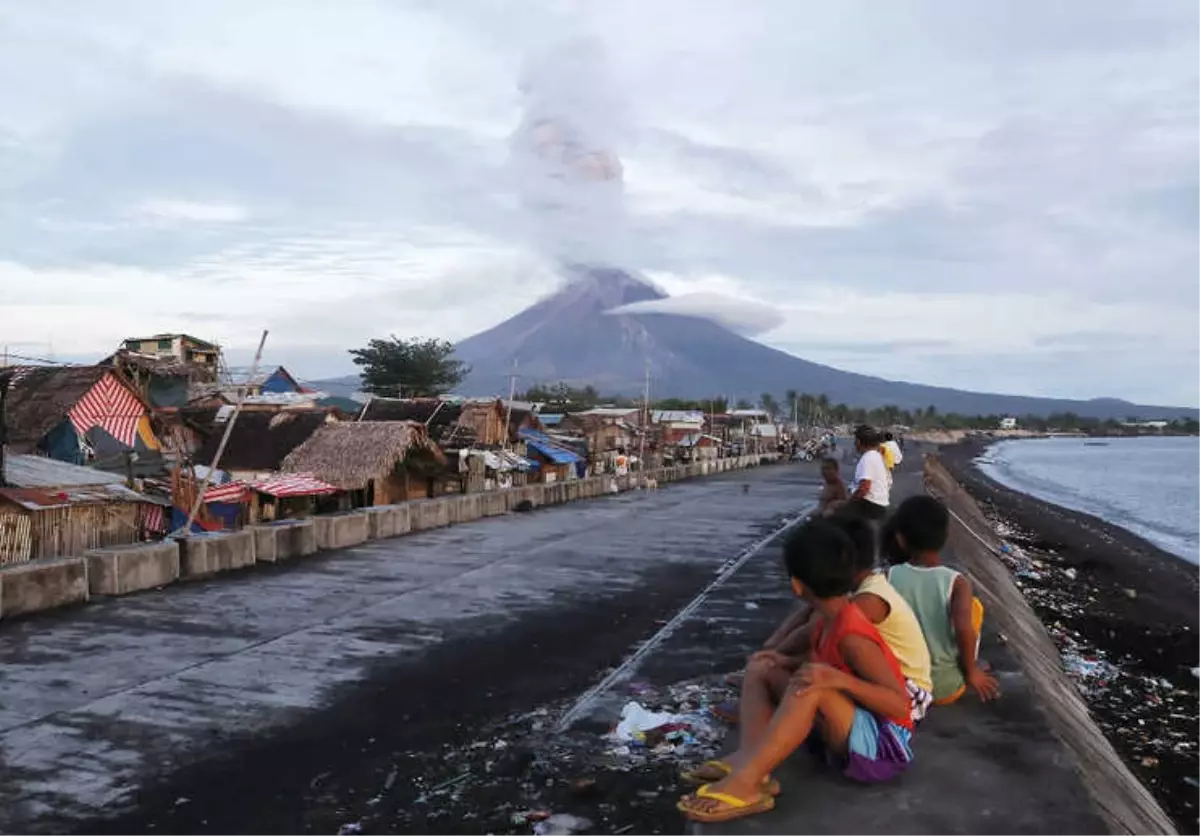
[519,428,583,464]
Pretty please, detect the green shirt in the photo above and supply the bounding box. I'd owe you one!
[887,563,963,700]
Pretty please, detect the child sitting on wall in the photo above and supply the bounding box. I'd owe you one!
[706,517,931,726]
[677,519,917,824]
[883,495,1000,704]
[815,457,848,518]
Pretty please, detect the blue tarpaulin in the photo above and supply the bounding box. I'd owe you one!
[519,428,584,465]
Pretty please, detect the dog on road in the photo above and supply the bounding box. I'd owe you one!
[642,477,659,491]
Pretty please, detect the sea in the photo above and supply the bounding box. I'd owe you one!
[976,436,1200,564]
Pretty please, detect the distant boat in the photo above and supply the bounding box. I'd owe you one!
[1084,441,1109,447]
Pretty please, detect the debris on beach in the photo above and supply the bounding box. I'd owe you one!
[532,813,593,835]
[978,507,1198,830]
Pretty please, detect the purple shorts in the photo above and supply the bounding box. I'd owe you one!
[808,708,914,783]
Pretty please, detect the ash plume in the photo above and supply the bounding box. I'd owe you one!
[510,35,630,265]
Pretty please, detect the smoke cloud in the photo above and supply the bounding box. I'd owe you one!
[509,35,631,265]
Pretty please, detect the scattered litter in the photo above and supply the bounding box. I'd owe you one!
[744,601,760,610]
[1063,568,1077,581]
[1123,588,1138,599]
[337,822,363,835]
[613,702,684,742]
[173,797,190,806]
[1190,667,1198,680]
[383,767,398,791]
[533,813,592,835]
[569,776,598,796]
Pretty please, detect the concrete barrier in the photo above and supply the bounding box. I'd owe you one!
[250,520,317,562]
[175,530,256,579]
[313,511,370,550]
[0,557,89,619]
[443,494,481,524]
[84,541,180,595]
[365,505,403,540]
[481,491,508,517]
[410,498,450,531]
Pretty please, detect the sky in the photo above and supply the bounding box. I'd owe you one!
[0,0,1196,406]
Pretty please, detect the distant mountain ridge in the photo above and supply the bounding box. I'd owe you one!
[312,266,1196,420]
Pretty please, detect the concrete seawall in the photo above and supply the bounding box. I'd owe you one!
[924,454,1176,835]
[0,454,777,622]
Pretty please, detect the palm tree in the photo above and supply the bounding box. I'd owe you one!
[760,393,780,419]
[785,389,799,427]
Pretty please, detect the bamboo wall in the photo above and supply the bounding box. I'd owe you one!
[0,501,146,564]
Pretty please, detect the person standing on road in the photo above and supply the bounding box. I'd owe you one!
[883,432,904,471]
[837,425,890,523]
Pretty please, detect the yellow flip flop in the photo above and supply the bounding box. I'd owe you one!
[677,784,776,823]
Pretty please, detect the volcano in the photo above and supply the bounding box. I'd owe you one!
[450,266,1192,419]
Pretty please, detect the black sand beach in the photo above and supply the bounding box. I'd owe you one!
[938,438,1199,833]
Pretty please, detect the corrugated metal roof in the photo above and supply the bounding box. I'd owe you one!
[3,453,124,488]
[575,407,639,417]
[652,410,705,424]
[0,482,149,510]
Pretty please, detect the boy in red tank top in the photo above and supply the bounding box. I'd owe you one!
[678,519,915,824]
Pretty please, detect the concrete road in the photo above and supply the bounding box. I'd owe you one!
[0,462,818,833]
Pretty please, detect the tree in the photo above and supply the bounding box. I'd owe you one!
[785,389,799,424]
[349,336,469,397]
[760,393,780,418]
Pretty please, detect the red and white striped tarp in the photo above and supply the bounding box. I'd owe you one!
[252,474,339,498]
[68,372,144,447]
[203,481,250,504]
[141,503,166,536]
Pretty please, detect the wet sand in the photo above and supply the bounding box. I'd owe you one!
[938,438,1198,833]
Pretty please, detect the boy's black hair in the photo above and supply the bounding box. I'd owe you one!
[820,457,839,470]
[889,495,950,554]
[832,516,877,573]
[854,424,883,446]
[782,519,857,598]
[884,431,895,441]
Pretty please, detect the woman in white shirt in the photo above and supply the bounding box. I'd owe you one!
[837,425,891,521]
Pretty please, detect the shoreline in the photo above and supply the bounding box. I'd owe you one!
[938,438,1198,833]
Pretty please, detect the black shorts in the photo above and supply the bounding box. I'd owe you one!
[837,497,888,521]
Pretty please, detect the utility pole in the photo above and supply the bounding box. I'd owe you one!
[503,358,518,452]
[177,330,268,536]
[639,359,650,485]
[0,371,10,487]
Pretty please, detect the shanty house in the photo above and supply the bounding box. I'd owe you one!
[502,400,545,443]
[518,428,584,483]
[260,366,313,395]
[652,410,706,445]
[281,421,446,506]
[120,333,220,370]
[193,409,335,481]
[0,454,166,564]
[359,397,507,449]
[3,366,160,465]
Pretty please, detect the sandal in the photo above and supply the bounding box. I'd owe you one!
[677,784,775,823]
[680,760,780,796]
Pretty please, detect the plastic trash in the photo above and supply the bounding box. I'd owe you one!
[533,813,593,835]
[612,702,684,742]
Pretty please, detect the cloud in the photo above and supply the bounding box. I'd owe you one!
[0,0,1195,404]
[606,293,785,335]
[132,199,249,224]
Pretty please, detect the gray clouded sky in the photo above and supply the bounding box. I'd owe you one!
[0,0,1196,405]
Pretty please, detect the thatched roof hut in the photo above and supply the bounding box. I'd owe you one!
[280,421,445,491]
[194,409,333,472]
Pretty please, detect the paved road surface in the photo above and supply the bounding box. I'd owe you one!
[0,462,817,833]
